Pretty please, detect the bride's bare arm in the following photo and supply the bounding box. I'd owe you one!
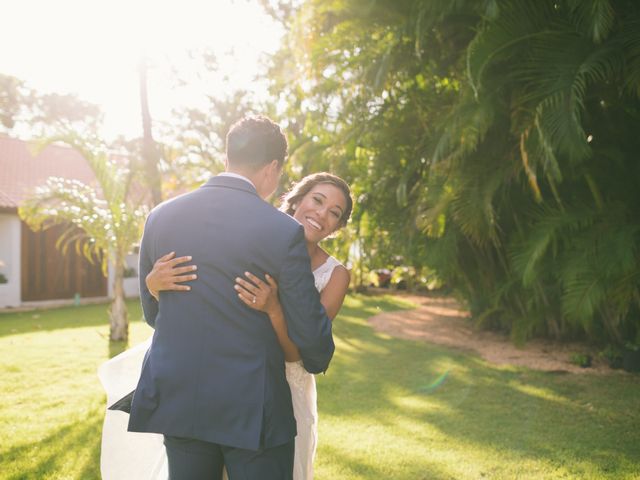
[145,252,198,300]
[235,273,301,362]
[146,253,350,360]
[318,266,350,320]
[235,268,350,362]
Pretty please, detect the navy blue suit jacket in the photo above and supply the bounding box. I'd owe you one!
[128,175,335,450]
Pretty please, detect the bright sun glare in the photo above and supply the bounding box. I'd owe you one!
[1,0,283,138]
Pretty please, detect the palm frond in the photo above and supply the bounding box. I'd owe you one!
[510,205,591,285]
[18,143,146,272]
[567,0,615,44]
[617,11,640,98]
[467,0,556,96]
[432,91,495,165]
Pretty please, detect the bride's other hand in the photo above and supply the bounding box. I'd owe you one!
[235,272,279,315]
[146,251,197,300]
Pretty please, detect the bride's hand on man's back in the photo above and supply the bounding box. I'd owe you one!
[146,251,198,300]
[234,272,280,315]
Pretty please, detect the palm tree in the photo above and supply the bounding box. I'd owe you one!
[19,136,147,341]
[452,0,640,341]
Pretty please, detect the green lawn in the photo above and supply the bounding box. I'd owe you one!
[1,295,639,479]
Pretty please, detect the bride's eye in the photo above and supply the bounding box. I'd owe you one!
[313,196,322,204]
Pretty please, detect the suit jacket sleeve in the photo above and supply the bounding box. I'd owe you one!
[138,215,158,328]
[277,226,335,374]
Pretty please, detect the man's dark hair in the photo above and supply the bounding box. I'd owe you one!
[226,115,288,170]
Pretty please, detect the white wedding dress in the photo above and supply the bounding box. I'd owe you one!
[98,256,342,480]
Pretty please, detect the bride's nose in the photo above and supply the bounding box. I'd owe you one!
[316,206,329,219]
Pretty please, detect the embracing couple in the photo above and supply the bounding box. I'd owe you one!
[99,116,353,480]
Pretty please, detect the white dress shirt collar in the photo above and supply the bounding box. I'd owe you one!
[217,172,256,189]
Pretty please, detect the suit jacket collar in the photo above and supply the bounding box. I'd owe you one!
[202,175,260,198]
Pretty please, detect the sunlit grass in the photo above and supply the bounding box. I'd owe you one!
[1,295,639,479]
[0,301,150,480]
[315,295,640,480]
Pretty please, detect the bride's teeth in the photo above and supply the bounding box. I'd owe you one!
[307,218,321,230]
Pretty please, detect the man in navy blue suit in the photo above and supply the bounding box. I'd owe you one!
[128,116,335,479]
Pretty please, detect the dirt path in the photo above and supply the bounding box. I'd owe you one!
[368,293,612,374]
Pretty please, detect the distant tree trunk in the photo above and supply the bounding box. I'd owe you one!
[355,219,366,292]
[139,57,162,206]
[110,258,128,342]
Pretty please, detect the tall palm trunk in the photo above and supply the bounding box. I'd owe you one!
[139,57,162,206]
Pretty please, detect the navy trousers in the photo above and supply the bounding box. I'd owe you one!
[164,435,294,480]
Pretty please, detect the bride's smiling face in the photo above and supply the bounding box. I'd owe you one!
[293,183,348,243]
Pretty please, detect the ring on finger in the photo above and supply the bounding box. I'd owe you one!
[252,296,256,304]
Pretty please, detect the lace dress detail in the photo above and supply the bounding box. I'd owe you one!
[99,256,343,480]
[313,255,342,292]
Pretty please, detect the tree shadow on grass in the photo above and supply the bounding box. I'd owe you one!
[0,300,143,338]
[76,428,103,480]
[321,296,640,478]
[427,359,640,476]
[3,410,102,480]
[318,443,458,480]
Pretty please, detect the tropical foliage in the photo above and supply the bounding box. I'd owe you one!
[19,136,147,341]
[265,0,640,346]
[0,72,101,136]
[8,1,639,349]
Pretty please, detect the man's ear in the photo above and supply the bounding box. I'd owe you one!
[264,159,281,181]
[268,159,280,174]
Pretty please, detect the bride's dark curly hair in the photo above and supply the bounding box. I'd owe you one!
[280,173,353,228]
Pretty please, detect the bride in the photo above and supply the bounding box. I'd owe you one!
[99,172,352,480]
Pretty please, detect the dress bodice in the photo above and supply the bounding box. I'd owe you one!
[286,255,343,393]
[312,256,342,293]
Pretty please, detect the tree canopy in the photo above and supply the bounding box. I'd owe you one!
[6,0,640,348]
[263,0,640,346]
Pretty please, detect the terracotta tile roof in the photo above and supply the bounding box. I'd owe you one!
[0,135,98,210]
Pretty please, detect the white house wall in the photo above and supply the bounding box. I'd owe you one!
[0,213,21,307]
[107,252,140,299]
